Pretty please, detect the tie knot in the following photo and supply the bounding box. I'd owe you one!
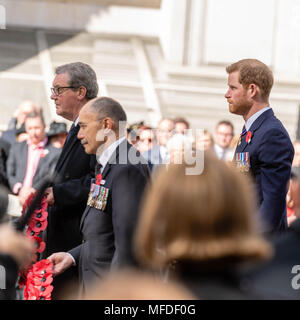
[95,162,102,175]
[241,126,247,137]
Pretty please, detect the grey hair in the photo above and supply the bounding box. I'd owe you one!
[55,62,99,100]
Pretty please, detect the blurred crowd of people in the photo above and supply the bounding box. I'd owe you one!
[0,59,300,302]
[0,100,67,205]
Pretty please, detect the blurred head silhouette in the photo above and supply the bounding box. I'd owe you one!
[135,153,272,270]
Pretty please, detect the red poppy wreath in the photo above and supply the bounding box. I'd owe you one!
[18,193,54,300]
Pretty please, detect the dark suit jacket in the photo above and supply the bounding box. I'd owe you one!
[6,140,61,192]
[69,140,150,294]
[0,253,19,300]
[176,264,258,300]
[1,129,16,147]
[240,219,300,300]
[142,144,163,171]
[235,109,294,233]
[0,138,10,188]
[43,125,96,257]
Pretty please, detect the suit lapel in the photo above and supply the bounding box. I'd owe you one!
[236,109,274,153]
[20,142,28,180]
[55,126,79,172]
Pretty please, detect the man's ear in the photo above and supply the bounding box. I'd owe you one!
[248,83,258,98]
[77,86,87,100]
[103,118,113,130]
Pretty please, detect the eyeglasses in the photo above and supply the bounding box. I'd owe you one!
[51,86,77,96]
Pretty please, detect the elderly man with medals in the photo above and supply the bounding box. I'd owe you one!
[48,97,150,297]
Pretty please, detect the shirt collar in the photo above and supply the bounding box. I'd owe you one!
[74,116,79,127]
[27,137,48,149]
[97,136,126,172]
[245,106,271,131]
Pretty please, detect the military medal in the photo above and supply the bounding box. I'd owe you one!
[235,152,251,173]
[238,136,242,146]
[87,176,109,210]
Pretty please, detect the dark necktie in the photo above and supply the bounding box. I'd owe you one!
[65,123,78,144]
[241,125,247,137]
[95,162,102,175]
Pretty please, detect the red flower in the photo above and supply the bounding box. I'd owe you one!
[19,194,52,299]
[24,285,40,300]
[32,209,48,222]
[32,259,53,273]
[246,131,252,143]
[26,227,36,238]
[32,236,46,253]
[36,284,54,298]
[28,219,48,233]
[32,275,53,286]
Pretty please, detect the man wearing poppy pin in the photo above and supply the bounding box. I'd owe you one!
[48,97,150,297]
[7,112,60,206]
[225,59,294,234]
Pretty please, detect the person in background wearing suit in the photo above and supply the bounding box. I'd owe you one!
[43,62,97,298]
[6,112,60,205]
[142,118,174,171]
[225,59,294,234]
[241,166,300,299]
[213,120,235,161]
[48,97,150,297]
[174,117,190,135]
[2,100,42,147]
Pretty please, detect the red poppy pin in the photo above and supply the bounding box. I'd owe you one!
[40,150,49,158]
[246,131,252,144]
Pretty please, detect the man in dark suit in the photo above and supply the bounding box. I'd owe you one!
[48,97,150,296]
[225,59,294,234]
[42,62,98,297]
[240,166,300,299]
[6,112,60,205]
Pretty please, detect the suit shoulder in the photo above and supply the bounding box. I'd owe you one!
[260,117,291,139]
[10,141,26,152]
[45,142,62,154]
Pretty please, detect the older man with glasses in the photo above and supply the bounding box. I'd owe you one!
[42,62,98,299]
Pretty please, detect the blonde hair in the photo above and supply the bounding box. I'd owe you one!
[135,153,272,269]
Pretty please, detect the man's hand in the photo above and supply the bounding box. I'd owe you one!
[45,187,55,206]
[0,224,35,268]
[47,252,74,277]
[18,187,35,206]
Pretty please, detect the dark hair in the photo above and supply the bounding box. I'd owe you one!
[90,97,127,132]
[25,112,45,126]
[55,62,98,100]
[174,117,190,129]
